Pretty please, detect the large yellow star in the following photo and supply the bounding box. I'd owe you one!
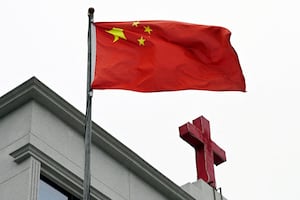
[137,36,146,46]
[105,28,127,42]
[144,26,152,34]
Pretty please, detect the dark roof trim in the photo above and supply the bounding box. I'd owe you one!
[0,77,194,200]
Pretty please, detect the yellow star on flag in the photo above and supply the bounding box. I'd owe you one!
[132,21,140,27]
[144,26,152,34]
[137,36,146,46]
[106,28,127,42]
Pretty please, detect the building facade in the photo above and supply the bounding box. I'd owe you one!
[0,77,226,200]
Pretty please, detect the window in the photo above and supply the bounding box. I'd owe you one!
[38,176,80,200]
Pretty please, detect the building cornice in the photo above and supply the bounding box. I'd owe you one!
[10,143,110,200]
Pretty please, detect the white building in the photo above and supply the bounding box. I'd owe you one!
[0,77,226,200]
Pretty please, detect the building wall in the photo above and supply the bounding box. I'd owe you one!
[181,180,227,200]
[0,101,170,200]
[0,102,40,200]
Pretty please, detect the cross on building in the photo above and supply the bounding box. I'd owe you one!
[179,116,226,188]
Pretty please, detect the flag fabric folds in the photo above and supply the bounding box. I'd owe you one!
[91,20,246,92]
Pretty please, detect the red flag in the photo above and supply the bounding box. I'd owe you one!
[91,20,245,92]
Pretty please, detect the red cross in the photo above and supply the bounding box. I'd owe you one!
[179,116,226,188]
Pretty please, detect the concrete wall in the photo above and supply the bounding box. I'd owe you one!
[181,179,227,200]
[0,101,170,200]
[0,103,41,200]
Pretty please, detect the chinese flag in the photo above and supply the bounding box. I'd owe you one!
[91,21,246,92]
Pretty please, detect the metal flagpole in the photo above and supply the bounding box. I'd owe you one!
[83,7,94,200]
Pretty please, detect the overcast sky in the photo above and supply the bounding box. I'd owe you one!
[1,1,300,200]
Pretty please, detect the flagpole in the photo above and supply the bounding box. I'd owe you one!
[83,7,94,200]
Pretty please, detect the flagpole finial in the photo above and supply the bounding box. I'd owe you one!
[88,7,94,16]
